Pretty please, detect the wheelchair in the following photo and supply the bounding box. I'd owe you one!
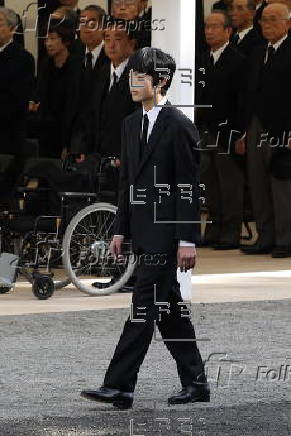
[0,155,135,299]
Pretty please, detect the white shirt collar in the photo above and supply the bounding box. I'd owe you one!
[142,96,167,140]
[270,34,288,51]
[85,41,104,67]
[237,26,253,42]
[211,41,229,64]
[0,39,13,53]
[110,58,129,81]
[256,2,262,10]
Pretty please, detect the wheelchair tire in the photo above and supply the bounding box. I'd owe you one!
[62,202,136,296]
[32,276,55,300]
[0,287,11,294]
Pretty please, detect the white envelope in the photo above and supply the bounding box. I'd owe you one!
[177,268,192,301]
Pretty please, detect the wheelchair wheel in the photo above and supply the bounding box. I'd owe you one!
[62,203,136,296]
[0,287,11,294]
[32,275,55,300]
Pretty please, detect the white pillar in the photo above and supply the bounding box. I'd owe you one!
[151,0,196,121]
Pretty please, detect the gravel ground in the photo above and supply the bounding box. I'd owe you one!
[1,300,290,435]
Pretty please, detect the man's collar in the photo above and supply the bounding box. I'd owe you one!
[110,58,129,79]
[237,26,253,41]
[210,41,229,63]
[86,41,104,58]
[269,34,288,51]
[142,95,167,119]
[0,39,13,53]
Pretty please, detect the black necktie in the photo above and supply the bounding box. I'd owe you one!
[265,45,275,65]
[113,71,118,86]
[86,52,93,72]
[232,33,240,45]
[140,114,149,159]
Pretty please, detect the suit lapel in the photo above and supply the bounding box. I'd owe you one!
[134,105,170,183]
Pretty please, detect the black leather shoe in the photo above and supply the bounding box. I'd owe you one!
[240,243,273,255]
[168,382,210,405]
[213,242,240,250]
[81,386,134,409]
[272,246,291,258]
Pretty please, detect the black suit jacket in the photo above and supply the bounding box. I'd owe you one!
[93,62,138,158]
[114,105,201,254]
[0,42,35,154]
[246,37,291,178]
[231,28,265,57]
[70,45,110,154]
[195,44,246,152]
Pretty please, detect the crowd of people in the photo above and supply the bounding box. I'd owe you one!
[0,0,291,258]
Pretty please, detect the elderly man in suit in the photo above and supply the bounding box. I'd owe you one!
[238,3,291,257]
[81,47,209,410]
[196,10,246,249]
[71,5,109,156]
[230,0,266,56]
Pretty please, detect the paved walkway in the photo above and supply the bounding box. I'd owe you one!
[1,249,290,435]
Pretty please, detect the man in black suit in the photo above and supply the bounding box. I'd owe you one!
[70,5,109,156]
[93,22,138,159]
[81,48,210,409]
[196,10,246,249]
[0,7,35,156]
[111,0,152,47]
[238,3,291,257]
[230,0,266,56]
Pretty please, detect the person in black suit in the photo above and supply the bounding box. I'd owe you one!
[81,47,209,409]
[0,7,35,202]
[93,21,139,159]
[196,10,246,249]
[36,24,82,158]
[237,3,291,257]
[230,0,266,56]
[70,5,109,156]
[111,0,152,47]
[0,8,35,155]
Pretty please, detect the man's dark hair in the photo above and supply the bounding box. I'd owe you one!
[48,23,75,45]
[128,47,176,95]
[246,0,256,10]
[104,16,138,41]
[211,10,233,27]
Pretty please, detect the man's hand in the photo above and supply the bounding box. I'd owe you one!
[177,246,197,272]
[235,137,246,155]
[109,235,124,258]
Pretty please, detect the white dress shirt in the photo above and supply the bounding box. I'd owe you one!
[116,96,195,248]
[85,41,104,68]
[210,41,229,64]
[0,39,12,53]
[109,58,129,91]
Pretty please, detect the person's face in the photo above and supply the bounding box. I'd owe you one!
[59,0,78,8]
[79,10,103,48]
[229,0,254,29]
[205,13,231,49]
[45,32,67,57]
[104,28,135,66]
[111,0,145,20]
[261,5,289,43]
[0,13,14,46]
[129,72,154,102]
